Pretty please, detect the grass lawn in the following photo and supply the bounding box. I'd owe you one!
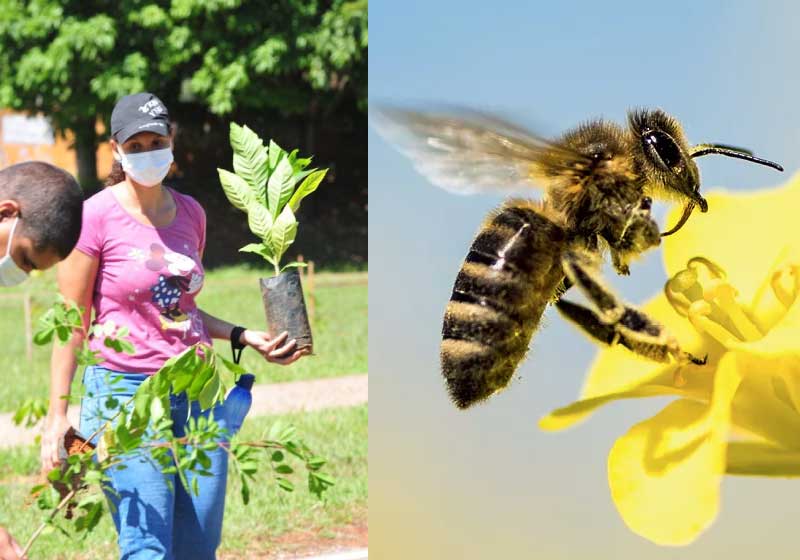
[0,404,367,559]
[0,266,367,413]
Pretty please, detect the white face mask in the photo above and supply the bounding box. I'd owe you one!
[0,217,28,287]
[114,146,174,187]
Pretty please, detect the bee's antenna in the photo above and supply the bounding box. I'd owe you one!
[690,144,784,172]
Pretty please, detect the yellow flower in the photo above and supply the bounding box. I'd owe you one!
[540,172,800,546]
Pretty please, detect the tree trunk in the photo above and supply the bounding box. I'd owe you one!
[73,117,98,191]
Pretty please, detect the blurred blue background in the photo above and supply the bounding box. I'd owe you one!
[369,1,800,558]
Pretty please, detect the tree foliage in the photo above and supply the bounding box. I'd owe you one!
[0,0,367,186]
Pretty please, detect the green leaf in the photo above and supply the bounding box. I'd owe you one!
[268,139,284,172]
[197,450,212,470]
[269,205,298,264]
[238,461,258,475]
[267,155,295,219]
[279,425,297,442]
[172,371,194,394]
[275,464,293,474]
[276,477,294,492]
[280,261,308,272]
[133,387,152,420]
[217,168,254,211]
[246,204,274,240]
[314,472,336,486]
[240,477,251,505]
[198,374,220,410]
[188,364,214,400]
[55,325,71,342]
[230,123,268,201]
[220,354,246,376]
[150,397,165,422]
[239,242,276,265]
[288,169,327,213]
[33,328,54,345]
[267,421,285,440]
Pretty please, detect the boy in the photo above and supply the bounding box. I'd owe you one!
[0,161,83,560]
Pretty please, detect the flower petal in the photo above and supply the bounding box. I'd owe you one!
[662,173,800,300]
[729,365,800,450]
[607,353,741,545]
[540,366,713,431]
[726,442,800,476]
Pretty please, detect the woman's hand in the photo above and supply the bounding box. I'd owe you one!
[240,330,308,365]
[0,526,25,560]
[40,413,72,473]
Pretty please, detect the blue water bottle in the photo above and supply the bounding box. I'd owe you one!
[224,373,254,436]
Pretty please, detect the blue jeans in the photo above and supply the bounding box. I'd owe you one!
[80,366,230,560]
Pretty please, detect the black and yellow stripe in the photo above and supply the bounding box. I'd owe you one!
[441,201,567,408]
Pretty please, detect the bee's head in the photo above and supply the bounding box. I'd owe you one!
[628,109,704,210]
[628,108,782,236]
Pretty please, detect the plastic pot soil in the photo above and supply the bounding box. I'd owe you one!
[45,427,95,519]
[260,268,313,353]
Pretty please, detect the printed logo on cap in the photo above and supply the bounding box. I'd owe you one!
[138,99,165,117]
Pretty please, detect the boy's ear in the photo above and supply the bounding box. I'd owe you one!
[0,200,20,219]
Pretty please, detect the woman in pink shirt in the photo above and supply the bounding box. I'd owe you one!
[40,93,306,559]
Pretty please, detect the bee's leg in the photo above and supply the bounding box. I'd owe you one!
[603,197,660,276]
[610,249,631,276]
[556,297,706,365]
[560,250,625,322]
[555,299,617,346]
[558,251,706,365]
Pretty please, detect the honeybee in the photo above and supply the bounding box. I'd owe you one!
[372,106,783,409]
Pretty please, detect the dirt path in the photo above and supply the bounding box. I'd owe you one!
[219,521,368,559]
[0,374,368,448]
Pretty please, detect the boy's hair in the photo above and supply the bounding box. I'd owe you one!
[0,162,83,258]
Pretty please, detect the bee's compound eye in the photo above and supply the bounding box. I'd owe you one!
[643,130,682,170]
[640,197,652,211]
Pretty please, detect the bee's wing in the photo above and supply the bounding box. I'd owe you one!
[370,106,591,195]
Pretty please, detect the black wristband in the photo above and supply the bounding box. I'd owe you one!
[230,326,247,364]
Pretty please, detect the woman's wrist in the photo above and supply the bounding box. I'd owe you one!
[230,325,248,346]
[46,409,69,423]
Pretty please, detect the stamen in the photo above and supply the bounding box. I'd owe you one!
[665,269,700,316]
[687,257,726,279]
[707,281,764,341]
[664,283,691,316]
[687,300,740,349]
[771,266,798,308]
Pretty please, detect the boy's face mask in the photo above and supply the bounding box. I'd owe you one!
[0,217,28,287]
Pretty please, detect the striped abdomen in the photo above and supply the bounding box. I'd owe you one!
[441,201,567,408]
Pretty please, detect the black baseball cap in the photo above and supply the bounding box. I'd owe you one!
[110,92,171,144]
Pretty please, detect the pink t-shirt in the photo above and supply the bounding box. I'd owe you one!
[76,187,211,374]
